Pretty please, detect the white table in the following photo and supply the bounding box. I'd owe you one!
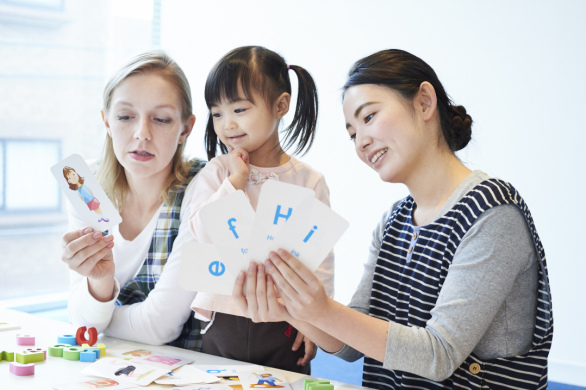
[0,308,368,390]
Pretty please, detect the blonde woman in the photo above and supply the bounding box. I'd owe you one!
[62,50,205,349]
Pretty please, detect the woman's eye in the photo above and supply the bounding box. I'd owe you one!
[364,113,374,123]
[117,115,131,121]
[155,118,172,124]
[349,133,356,141]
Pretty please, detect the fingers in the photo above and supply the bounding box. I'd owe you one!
[254,263,269,322]
[275,249,316,283]
[62,232,114,273]
[244,262,259,319]
[74,244,114,277]
[264,258,299,303]
[292,330,304,351]
[232,270,248,314]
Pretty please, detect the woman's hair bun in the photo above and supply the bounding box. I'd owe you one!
[447,105,472,151]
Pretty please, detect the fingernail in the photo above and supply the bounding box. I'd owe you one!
[236,271,244,279]
[103,235,114,242]
[106,243,114,248]
[248,262,255,271]
[92,232,102,239]
[264,260,273,270]
[83,228,93,234]
[277,248,287,256]
[257,263,264,273]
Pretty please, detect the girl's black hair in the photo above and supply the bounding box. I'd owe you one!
[204,46,318,160]
[343,49,472,152]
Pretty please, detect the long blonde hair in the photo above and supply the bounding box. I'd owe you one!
[98,50,193,211]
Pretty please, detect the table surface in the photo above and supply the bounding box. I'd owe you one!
[0,308,368,390]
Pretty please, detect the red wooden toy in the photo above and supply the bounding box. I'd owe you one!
[75,326,98,346]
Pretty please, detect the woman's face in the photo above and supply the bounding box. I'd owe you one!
[343,84,428,184]
[103,72,192,181]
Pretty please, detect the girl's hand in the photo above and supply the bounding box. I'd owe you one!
[265,249,330,322]
[292,332,317,367]
[233,261,292,323]
[226,147,250,190]
[62,227,115,281]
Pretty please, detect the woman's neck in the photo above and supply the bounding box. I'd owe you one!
[408,151,471,226]
[123,168,169,213]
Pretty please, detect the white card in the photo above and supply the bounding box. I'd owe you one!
[200,190,255,253]
[269,197,349,272]
[114,346,194,371]
[155,365,220,385]
[50,154,122,231]
[248,181,314,262]
[54,379,136,390]
[81,357,170,387]
[180,243,249,296]
[239,370,292,390]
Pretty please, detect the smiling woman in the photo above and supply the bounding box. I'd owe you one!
[62,50,206,351]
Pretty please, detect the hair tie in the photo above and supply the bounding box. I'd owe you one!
[286,65,290,70]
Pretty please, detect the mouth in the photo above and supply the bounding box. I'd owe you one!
[131,150,154,156]
[228,134,246,141]
[369,148,388,165]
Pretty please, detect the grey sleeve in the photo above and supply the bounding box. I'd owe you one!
[383,205,537,381]
[329,207,395,362]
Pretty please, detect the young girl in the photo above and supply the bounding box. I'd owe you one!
[234,49,552,388]
[188,46,334,374]
[63,166,109,223]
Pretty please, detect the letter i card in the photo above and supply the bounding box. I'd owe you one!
[50,154,121,231]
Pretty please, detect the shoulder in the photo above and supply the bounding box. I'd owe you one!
[287,157,327,185]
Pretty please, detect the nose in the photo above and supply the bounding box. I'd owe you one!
[355,128,372,152]
[134,117,152,141]
[224,118,237,131]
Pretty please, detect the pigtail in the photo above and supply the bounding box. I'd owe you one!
[205,114,229,160]
[282,65,319,156]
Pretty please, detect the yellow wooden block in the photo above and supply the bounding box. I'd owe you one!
[82,343,105,357]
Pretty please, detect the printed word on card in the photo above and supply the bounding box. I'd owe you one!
[50,154,121,231]
[247,180,314,262]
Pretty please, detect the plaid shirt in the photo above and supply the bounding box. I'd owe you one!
[116,159,206,350]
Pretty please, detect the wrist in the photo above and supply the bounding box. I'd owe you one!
[228,173,248,190]
[87,277,115,303]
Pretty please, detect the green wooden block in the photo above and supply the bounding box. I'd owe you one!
[1,351,15,362]
[308,384,334,390]
[63,346,84,361]
[304,379,331,390]
[48,344,70,358]
[16,351,44,364]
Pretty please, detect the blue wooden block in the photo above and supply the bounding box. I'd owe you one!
[58,334,77,345]
[80,351,96,362]
[85,348,100,359]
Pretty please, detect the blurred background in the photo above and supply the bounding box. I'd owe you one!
[0,0,584,386]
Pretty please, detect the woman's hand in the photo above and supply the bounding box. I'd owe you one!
[62,227,115,281]
[226,147,250,190]
[293,332,317,367]
[264,249,331,323]
[233,261,292,323]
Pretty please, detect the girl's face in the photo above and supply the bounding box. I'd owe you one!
[210,85,286,165]
[103,72,193,181]
[343,84,429,184]
[66,171,80,185]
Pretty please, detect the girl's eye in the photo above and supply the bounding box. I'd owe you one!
[234,108,246,114]
[364,113,374,123]
[212,113,221,118]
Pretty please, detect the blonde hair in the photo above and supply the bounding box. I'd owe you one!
[98,50,193,211]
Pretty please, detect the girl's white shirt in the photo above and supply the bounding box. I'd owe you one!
[67,167,200,345]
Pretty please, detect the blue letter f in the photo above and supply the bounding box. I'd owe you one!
[228,218,239,239]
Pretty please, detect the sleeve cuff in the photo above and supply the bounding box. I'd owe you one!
[75,277,120,324]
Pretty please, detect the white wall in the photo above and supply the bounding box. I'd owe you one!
[161,1,586,385]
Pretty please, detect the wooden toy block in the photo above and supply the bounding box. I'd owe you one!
[16,350,44,364]
[304,379,331,390]
[85,348,101,359]
[16,334,35,345]
[9,362,35,376]
[24,348,47,359]
[76,326,98,346]
[0,322,20,331]
[48,344,70,357]
[80,351,96,362]
[1,351,15,362]
[308,384,334,390]
[82,342,105,357]
[57,334,77,345]
[63,346,85,361]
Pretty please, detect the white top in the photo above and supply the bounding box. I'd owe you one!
[188,155,336,320]
[67,176,200,345]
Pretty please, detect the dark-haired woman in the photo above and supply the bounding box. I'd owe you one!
[233,49,553,388]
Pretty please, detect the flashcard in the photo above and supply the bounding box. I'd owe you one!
[239,370,291,390]
[192,365,264,377]
[247,180,314,263]
[53,378,136,390]
[180,243,249,296]
[155,364,220,385]
[51,154,122,231]
[81,357,169,386]
[114,346,194,371]
[164,385,232,390]
[269,197,349,272]
[200,190,255,252]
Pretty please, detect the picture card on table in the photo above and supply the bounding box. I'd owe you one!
[268,197,349,272]
[53,378,136,390]
[81,357,170,387]
[247,180,315,263]
[154,364,220,385]
[199,190,255,252]
[50,154,121,231]
[180,243,249,296]
[239,370,292,390]
[113,346,193,371]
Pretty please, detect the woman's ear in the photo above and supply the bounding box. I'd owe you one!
[101,109,112,137]
[274,92,291,119]
[416,82,437,122]
[179,114,196,144]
